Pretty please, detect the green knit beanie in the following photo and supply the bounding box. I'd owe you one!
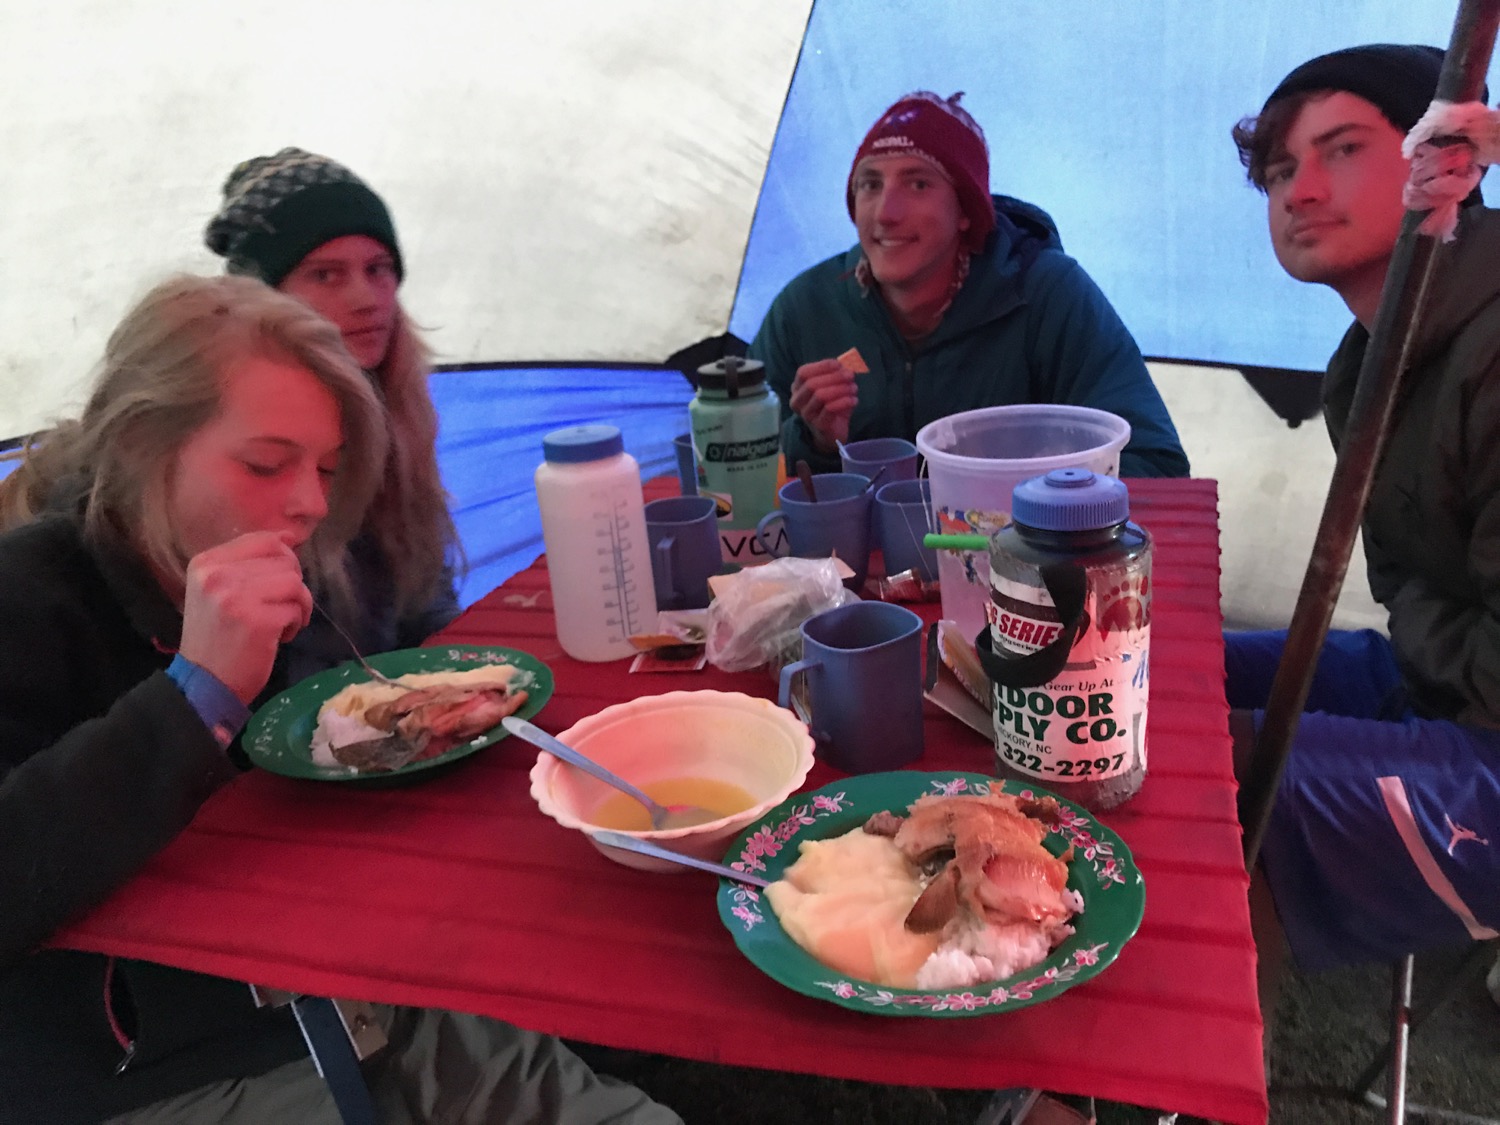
[204,148,404,286]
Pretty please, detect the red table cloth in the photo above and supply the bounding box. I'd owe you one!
[55,477,1266,1125]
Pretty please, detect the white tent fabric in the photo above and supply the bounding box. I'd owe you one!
[0,0,809,440]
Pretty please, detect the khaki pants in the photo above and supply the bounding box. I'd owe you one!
[110,1006,682,1125]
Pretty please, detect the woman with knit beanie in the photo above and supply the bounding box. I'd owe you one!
[204,148,463,682]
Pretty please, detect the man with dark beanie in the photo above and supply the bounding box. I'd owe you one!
[1224,44,1500,1021]
[748,91,1188,479]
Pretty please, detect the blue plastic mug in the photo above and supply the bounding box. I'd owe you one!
[875,478,938,582]
[839,437,919,484]
[753,473,872,590]
[777,601,925,773]
[645,495,720,610]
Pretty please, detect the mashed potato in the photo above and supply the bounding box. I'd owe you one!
[765,829,941,988]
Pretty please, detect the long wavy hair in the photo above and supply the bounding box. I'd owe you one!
[363,304,462,617]
[0,275,388,610]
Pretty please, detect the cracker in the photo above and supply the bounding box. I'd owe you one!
[836,347,869,374]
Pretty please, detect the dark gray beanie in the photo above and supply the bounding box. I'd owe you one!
[1264,44,1448,132]
[204,148,404,287]
[1263,44,1488,205]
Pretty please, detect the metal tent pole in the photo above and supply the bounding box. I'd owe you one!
[1240,0,1500,869]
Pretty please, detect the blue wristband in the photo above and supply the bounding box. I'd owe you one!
[165,655,251,750]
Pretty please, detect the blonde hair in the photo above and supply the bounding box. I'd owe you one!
[0,275,388,609]
[364,305,462,617]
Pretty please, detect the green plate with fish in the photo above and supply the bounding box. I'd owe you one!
[716,771,1144,1017]
[243,644,553,783]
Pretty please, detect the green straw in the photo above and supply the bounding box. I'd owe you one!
[923,533,989,550]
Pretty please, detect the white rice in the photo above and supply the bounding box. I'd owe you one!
[916,947,997,991]
[309,710,386,769]
[913,893,1085,990]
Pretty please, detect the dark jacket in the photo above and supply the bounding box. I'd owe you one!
[1323,207,1500,727]
[0,515,306,1122]
[749,195,1190,478]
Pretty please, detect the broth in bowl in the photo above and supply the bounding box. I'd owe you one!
[589,778,757,831]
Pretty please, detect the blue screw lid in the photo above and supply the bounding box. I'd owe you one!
[1011,468,1130,531]
[542,424,625,464]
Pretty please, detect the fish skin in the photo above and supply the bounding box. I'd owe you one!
[891,793,1075,934]
[331,732,429,772]
[904,862,961,933]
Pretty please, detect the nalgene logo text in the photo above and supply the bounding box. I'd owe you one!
[703,436,780,464]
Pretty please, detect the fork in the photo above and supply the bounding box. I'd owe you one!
[312,600,404,687]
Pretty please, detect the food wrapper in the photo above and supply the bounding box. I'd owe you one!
[869,568,941,603]
[923,620,992,736]
[705,557,858,673]
[629,610,710,673]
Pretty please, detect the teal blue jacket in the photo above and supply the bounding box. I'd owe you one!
[749,196,1189,478]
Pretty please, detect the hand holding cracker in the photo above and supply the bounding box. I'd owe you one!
[789,351,863,451]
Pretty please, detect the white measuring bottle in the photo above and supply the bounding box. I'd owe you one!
[535,424,658,661]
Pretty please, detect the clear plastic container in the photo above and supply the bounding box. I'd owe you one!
[915,404,1130,645]
[535,425,658,661]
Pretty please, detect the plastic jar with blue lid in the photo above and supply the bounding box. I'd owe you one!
[975,468,1152,810]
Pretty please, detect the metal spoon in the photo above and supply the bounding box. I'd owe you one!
[501,717,721,831]
[590,831,770,887]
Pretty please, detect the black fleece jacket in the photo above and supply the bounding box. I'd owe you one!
[0,514,305,1123]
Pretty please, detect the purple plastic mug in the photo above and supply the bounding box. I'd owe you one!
[778,601,924,773]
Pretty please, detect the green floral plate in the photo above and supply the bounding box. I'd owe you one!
[716,771,1145,1017]
[243,644,553,783]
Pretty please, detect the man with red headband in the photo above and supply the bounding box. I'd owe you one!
[749,91,1189,478]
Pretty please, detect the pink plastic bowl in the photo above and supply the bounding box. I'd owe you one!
[528,690,816,872]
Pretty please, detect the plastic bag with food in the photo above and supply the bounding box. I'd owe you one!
[705,557,858,672]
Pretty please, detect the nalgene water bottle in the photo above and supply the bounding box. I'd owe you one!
[535,425,658,662]
[691,356,781,566]
[976,468,1152,810]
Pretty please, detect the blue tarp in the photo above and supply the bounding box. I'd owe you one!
[432,364,694,605]
[0,364,695,608]
[729,0,1500,373]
